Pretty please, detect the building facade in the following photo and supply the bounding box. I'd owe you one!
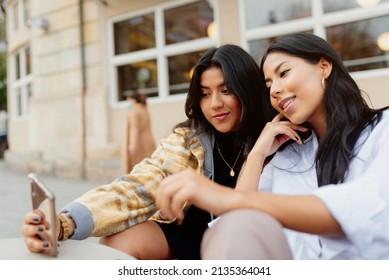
[5,0,389,180]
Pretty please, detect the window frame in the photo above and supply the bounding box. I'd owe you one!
[11,46,32,120]
[239,0,389,78]
[107,0,218,108]
[9,0,30,32]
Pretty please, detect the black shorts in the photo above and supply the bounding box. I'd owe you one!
[157,206,211,260]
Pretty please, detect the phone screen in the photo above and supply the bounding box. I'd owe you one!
[28,173,58,257]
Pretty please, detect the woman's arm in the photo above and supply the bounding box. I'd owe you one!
[236,114,307,191]
[234,152,265,191]
[157,169,343,236]
[240,191,343,236]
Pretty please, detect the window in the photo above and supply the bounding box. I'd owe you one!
[327,15,389,72]
[324,0,389,13]
[243,0,311,29]
[9,0,31,32]
[12,1,19,31]
[164,2,213,45]
[241,0,389,73]
[12,46,32,118]
[23,0,30,27]
[168,51,205,95]
[117,60,158,101]
[109,0,216,105]
[114,13,156,55]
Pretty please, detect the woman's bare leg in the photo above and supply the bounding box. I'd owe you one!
[100,221,172,260]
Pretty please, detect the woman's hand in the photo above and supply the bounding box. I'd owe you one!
[156,169,241,220]
[21,210,57,253]
[251,113,308,159]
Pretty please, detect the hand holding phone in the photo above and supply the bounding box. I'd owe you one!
[28,173,58,257]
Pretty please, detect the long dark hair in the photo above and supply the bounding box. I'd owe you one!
[129,91,147,105]
[176,44,275,157]
[259,33,388,186]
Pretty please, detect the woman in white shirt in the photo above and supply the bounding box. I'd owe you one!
[156,33,389,259]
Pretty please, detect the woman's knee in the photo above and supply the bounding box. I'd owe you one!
[205,209,283,238]
[201,209,292,259]
[100,221,172,259]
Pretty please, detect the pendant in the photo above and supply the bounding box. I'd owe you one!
[230,170,235,177]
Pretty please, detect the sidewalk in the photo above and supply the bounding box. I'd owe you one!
[0,159,106,239]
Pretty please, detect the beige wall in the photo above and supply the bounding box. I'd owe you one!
[105,0,166,17]
[354,75,389,109]
[217,0,240,44]
[6,1,100,176]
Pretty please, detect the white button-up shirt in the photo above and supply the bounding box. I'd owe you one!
[259,110,389,259]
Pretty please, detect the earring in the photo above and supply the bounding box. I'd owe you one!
[321,77,326,90]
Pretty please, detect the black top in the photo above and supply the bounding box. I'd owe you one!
[213,131,244,188]
[157,132,245,259]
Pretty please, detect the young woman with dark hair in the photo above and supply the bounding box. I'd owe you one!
[157,33,389,259]
[22,44,273,260]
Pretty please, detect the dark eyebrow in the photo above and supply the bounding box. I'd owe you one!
[264,61,289,83]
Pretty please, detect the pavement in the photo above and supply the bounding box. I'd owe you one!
[0,158,106,239]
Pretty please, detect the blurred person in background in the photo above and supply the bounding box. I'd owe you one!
[122,91,156,173]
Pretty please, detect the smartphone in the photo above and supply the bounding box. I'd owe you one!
[28,173,58,257]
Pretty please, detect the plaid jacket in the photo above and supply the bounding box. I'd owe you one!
[74,127,207,237]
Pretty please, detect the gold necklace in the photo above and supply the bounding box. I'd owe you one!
[216,141,242,177]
